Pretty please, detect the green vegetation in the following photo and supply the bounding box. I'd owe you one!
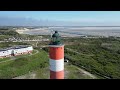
[0,29,20,41]
[0,49,49,79]
[0,26,15,30]
[14,67,49,79]
[0,30,20,37]
[20,34,41,39]
[1,26,120,79]
[65,63,95,79]
[63,37,120,79]
[0,42,29,49]
[0,27,50,79]
[0,57,11,62]
[0,30,49,41]
[40,35,50,39]
[34,67,49,79]
[0,35,12,41]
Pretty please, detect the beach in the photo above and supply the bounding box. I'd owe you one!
[16,27,120,37]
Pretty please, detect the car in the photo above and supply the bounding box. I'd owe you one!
[64,59,69,62]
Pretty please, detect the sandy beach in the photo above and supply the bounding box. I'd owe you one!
[16,28,30,34]
[16,27,120,37]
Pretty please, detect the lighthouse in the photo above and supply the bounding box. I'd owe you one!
[49,31,64,79]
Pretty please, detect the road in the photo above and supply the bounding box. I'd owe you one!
[75,66,97,79]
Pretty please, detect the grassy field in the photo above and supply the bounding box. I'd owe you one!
[64,37,120,79]
[0,49,49,79]
[65,63,96,79]
[0,57,11,62]
[14,62,96,79]
[13,67,49,79]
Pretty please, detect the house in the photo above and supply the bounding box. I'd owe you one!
[0,45,33,58]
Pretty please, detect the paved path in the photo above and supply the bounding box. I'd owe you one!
[75,66,97,79]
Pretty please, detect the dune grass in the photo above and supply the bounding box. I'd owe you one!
[0,49,49,79]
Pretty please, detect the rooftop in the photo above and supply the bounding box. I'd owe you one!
[0,45,32,51]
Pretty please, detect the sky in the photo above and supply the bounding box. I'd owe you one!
[0,11,120,26]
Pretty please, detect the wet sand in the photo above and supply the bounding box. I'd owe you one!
[16,27,120,37]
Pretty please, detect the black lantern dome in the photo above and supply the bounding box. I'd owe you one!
[49,31,62,45]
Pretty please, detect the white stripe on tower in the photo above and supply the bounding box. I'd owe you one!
[50,58,64,72]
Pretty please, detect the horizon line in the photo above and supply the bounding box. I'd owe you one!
[1,25,120,27]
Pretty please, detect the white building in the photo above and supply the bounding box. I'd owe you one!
[0,49,10,58]
[0,45,33,58]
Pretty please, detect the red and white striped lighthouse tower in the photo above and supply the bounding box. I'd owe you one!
[49,31,64,79]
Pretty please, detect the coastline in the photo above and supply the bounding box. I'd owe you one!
[15,27,120,37]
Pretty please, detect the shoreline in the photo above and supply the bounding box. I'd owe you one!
[16,28,120,37]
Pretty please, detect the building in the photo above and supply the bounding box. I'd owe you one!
[0,45,33,58]
[0,49,11,58]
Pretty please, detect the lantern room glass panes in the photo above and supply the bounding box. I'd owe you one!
[50,31,62,45]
